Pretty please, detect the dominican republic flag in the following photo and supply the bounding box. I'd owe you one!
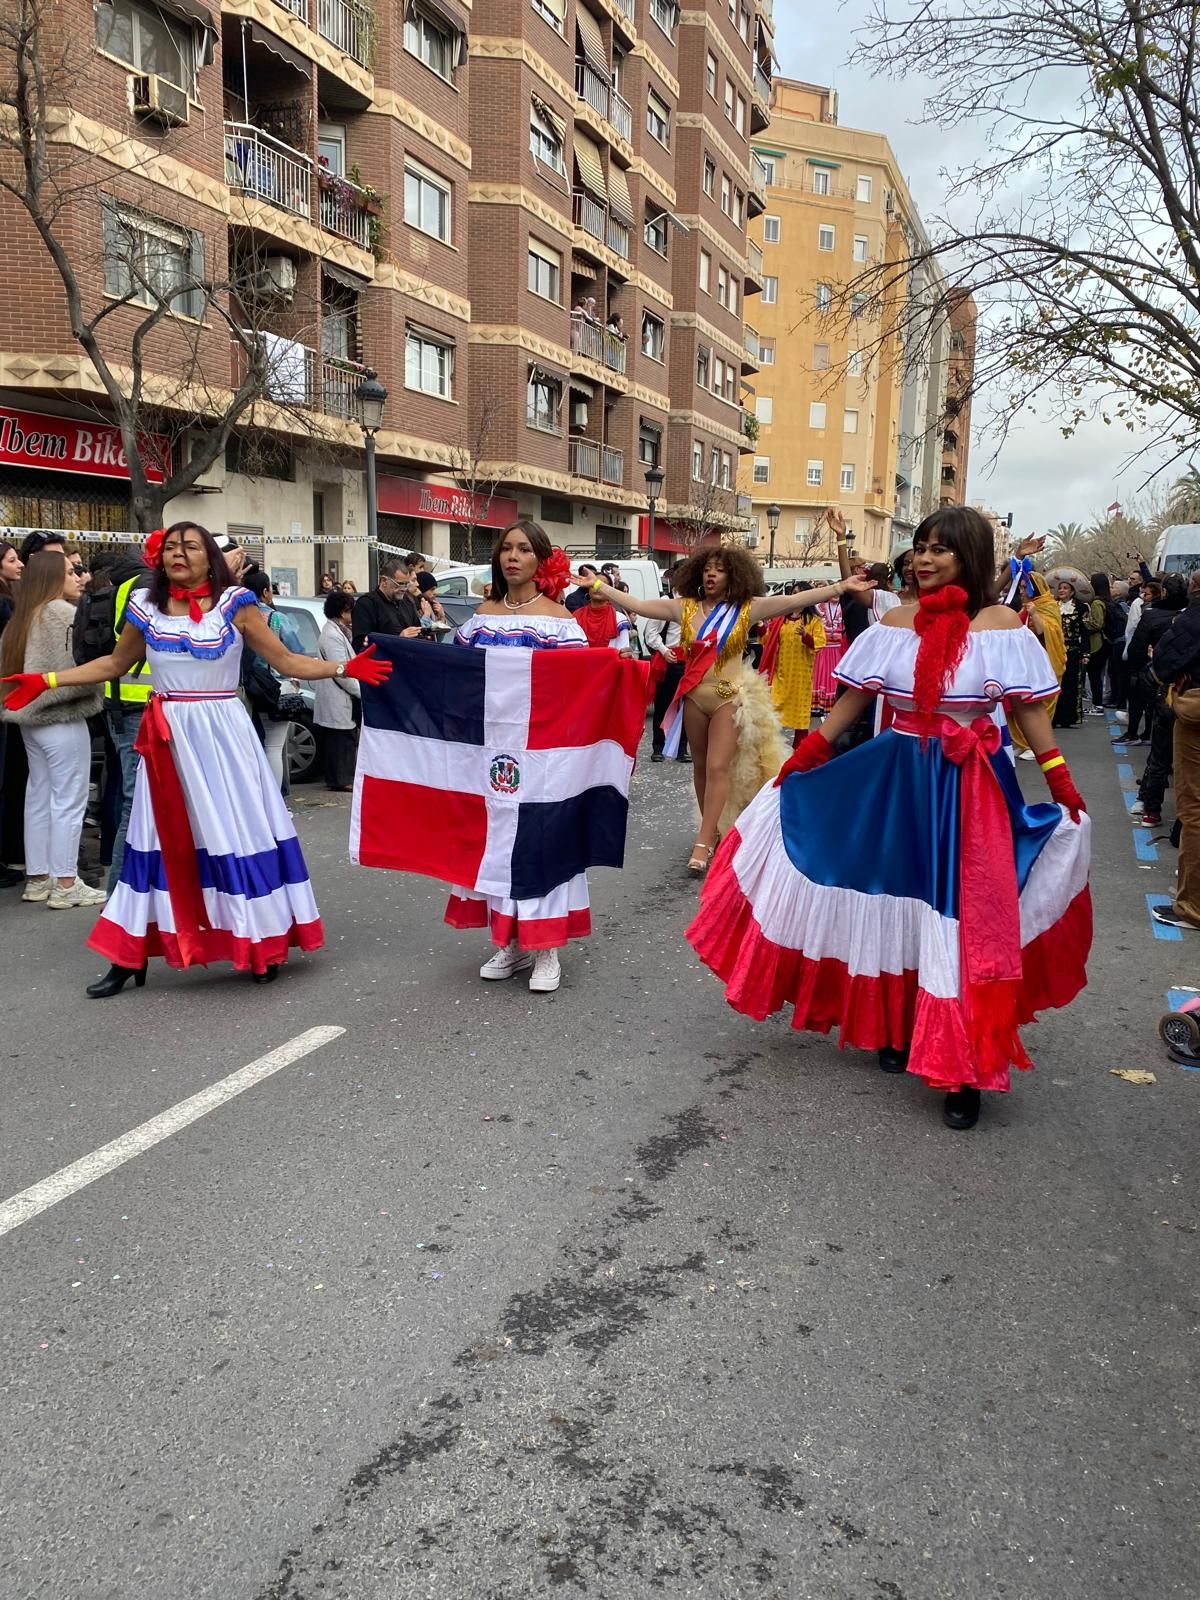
[350,637,649,898]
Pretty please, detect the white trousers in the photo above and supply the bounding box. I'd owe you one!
[260,720,289,791]
[22,721,91,879]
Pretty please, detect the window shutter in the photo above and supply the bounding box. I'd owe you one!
[101,202,126,299]
[186,228,205,320]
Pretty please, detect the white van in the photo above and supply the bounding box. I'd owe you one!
[1151,524,1200,577]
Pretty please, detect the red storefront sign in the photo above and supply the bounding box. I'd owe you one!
[377,475,518,529]
[636,515,721,554]
[0,406,169,484]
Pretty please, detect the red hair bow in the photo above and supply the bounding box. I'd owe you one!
[534,547,572,601]
[144,527,167,568]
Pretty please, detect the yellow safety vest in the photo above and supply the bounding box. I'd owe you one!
[104,575,153,703]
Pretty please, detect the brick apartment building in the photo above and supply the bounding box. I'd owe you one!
[940,287,976,507]
[0,0,769,589]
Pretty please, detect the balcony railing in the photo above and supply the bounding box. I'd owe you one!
[606,215,630,258]
[601,444,624,485]
[573,191,606,243]
[613,0,634,21]
[571,315,604,363]
[610,89,632,142]
[603,329,627,374]
[744,325,759,361]
[747,238,764,278]
[318,173,373,249]
[576,59,610,119]
[757,0,773,20]
[316,0,373,66]
[224,122,312,219]
[321,354,369,419]
[752,62,771,103]
[234,333,368,421]
[273,0,306,16]
[570,437,601,479]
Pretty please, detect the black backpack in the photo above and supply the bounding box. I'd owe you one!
[1103,599,1127,643]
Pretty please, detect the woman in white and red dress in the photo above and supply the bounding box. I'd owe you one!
[687,506,1091,1131]
[1,522,389,995]
[445,520,588,995]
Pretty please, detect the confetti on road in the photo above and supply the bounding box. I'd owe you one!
[1110,1069,1157,1085]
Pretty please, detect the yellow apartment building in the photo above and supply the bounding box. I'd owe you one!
[742,80,939,566]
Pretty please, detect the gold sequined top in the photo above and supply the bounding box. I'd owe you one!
[679,600,754,672]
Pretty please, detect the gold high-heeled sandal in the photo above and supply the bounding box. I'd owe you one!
[687,842,714,875]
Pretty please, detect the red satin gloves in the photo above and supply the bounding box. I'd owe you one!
[1,673,49,712]
[1038,747,1086,821]
[774,729,834,786]
[343,643,392,686]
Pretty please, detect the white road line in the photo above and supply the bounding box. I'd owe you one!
[0,1024,346,1240]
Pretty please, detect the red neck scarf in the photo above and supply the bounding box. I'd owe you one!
[912,585,970,736]
[577,602,619,649]
[168,582,212,622]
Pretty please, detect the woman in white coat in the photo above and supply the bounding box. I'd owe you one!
[314,589,360,790]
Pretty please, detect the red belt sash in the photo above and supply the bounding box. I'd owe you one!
[892,710,1029,1075]
[133,691,235,966]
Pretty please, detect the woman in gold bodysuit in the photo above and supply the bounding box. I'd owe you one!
[593,549,871,872]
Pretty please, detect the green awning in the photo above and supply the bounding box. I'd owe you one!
[806,157,842,169]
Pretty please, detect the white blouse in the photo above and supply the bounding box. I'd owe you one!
[835,622,1058,713]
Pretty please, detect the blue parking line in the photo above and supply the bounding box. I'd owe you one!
[1123,790,1139,813]
[1134,830,1159,862]
[1117,762,1136,790]
[1148,894,1184,940]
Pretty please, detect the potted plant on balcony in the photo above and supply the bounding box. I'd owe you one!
[742,412,759,445]
[319,170,357,212]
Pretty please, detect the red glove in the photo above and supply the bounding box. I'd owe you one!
[1,673,49,712]
[1038,748,1086,821]
[774,729,834,786]
[343,643,392,686]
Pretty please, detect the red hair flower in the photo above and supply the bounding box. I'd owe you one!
[534,547,572,601]
[143,527,167,568]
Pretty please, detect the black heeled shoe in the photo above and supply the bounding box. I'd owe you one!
[943,1087,981,1130]
[86,964,148,999]
[251,964,279,985]
[878,1046,909,1074]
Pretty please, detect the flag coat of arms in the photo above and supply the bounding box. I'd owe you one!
[350,637,649,906]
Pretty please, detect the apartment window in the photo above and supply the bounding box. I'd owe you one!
[844,408,859,434]
[526,371,562,432]
[761,275,777,303]
[713,356,725,395]
[728,276,739,315]
[723,362,735,401]
[692,440,705,480]
[763,215,781,244]
[723,81,734,122]
[758,337,775,365]
[639,422,662,467]
[807,460,824,486]
[643,206,669,256]
[647,89,671,147]
[850,292,868,319]
[96,0,195,91]
[758,154,776,184]
[720,174,731,214]
[738,1,751,40]
[815,282,831,313]
[840,464,855,491]
[752,456,770,484]
[649,0,676,40]
[102,202,203,319]
[847,349,863,376]
[717,264,728,307]
[818,225,835,251]
[703,157,715,196]
[404,160,451,242]
[404,4,456,80]
[721,450,732,488]
[812,168,830,195]
[757,395,773,425]
[699,249,711,293]
[529,104,565,172]
[641,311,665,361]
[532,0,566,29]
[706,51,717,96]
[853,234,869,263]
[709,446,721,485]
[813,342,830,369]
[856,174,873,202]
[405,326,454,397]
[735,95,746,135]
[696,344,711,387]
[527,238,561,302]
[733,189,744,225]
[809,401,826,428]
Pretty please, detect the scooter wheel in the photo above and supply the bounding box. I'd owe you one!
[1159,1011,1200,1053]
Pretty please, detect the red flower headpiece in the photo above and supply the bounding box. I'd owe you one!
[144,527,167,568]
[534,547,572,602]
[912,584,970,736]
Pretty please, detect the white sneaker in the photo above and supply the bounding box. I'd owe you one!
[480,943,533,980]
[47,877,108,910]
[1114,711,1129,724]
[21,878,51,903]
[529,949,562,993]
[1130,800,1145,816]
[1018,748,1036,762]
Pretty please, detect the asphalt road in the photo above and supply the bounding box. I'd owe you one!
[1,713,1197,1600]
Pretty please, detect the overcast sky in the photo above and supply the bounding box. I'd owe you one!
[770,0,1185,534]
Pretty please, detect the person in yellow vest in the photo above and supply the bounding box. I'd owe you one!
[99,557,153,891]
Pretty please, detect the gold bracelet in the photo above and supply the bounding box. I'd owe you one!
[46,672,57,689]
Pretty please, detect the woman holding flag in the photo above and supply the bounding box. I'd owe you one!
[686,506,1092,1132]
[592,552,870,874]
[1,521,390,994]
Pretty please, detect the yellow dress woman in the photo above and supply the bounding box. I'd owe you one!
[1010,570,1065,758]
[765,611,827,745]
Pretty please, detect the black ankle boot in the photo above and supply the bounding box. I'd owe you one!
[943,1087,981,1130]
[86,964,148,999]
[251,964,279,985]
[878,1046,910,1074]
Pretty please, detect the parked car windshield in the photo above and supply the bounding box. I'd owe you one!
[275,604,322,656]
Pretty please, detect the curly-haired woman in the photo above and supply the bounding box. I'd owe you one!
[593,548,871,872]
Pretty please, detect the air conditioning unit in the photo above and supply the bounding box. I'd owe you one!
[745,529,759,548]
[571,400,589,427]
[239,255,298,303]
[132,74,189,127]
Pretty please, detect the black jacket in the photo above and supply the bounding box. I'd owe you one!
[1126,599,1186,675]
[1150,596,1200,685]
[73,555,150,664]
[351,587,419,650]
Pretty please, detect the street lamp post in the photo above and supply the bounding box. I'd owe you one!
[645,464,664,562]
[356,369,388,549]
[766,501,781,569]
